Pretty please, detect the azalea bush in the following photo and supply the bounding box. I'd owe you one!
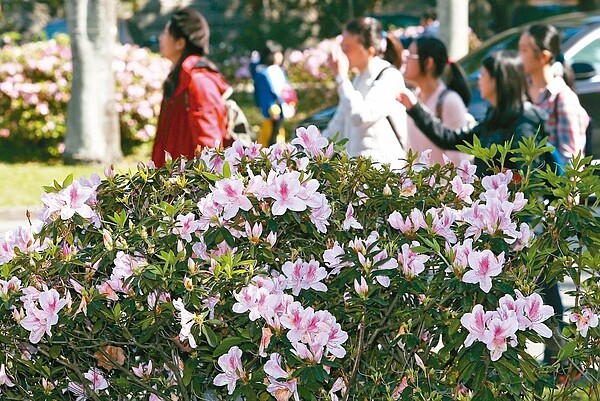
[0,35,170,161]
[0,127,599,400]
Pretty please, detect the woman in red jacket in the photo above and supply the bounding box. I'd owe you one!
[151,7,231,168]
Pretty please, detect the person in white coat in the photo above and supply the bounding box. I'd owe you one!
[323,17,407,170]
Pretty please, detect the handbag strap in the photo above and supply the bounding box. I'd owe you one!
[372,67,404,151]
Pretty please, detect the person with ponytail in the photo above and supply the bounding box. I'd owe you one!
[151,7,231,168]
[519,24,589,166]
[403,36,473,165]
[397,51,547,176]
[323,17,407,170]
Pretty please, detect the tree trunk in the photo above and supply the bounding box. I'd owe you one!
[438,0,470,61]
[64,0,122,164]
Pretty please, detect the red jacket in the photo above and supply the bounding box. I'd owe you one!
[152,55,231,167]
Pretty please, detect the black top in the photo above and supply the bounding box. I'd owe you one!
[407,101,547,175]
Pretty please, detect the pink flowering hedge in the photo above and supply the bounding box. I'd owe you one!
[0,35,170,161]
[1,128,599,400]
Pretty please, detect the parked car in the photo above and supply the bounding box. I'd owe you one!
[299,12,600,158]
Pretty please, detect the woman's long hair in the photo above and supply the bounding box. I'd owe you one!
[163,8,211,98]
[345,17,384,52]
[525,24,574,88]
[415,36,471,106]
[483,50,527,130]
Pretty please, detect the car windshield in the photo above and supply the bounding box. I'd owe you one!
[460,26,583,81]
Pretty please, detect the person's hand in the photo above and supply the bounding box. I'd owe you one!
[397,88,418,110]
[328,46,349,79]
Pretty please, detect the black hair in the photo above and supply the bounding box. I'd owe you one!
[415,36,471,106]
[525,24,574,88]
[382,34,404,69]
[260,40,283,66]
[163,8,212,98]
[482,51,527,130]
[344,17,384,53]
[422,8,438,21]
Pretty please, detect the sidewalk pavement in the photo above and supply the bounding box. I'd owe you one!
[0,206,38,236]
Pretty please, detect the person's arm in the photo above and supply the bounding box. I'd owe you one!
[554,91,589,164]
[406,102,477,150]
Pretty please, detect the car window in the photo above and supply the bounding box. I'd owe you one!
[569,32,600,76]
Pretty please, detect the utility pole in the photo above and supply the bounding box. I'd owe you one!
[438,0,470,61]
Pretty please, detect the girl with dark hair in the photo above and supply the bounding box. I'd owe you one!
[519,24,589,165]
[151,7,231,168]
[252,40,297,146]
[324,17,407,169]
[397,51,546,175]
[403,36,473,165]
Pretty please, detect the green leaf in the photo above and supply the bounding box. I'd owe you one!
[49,345,62,358]
[183,357,199,386]
[202,325,218,348]
[213,337,246,357]
[556,339,577,362]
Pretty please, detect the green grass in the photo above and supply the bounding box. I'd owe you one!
[0,146,149,207]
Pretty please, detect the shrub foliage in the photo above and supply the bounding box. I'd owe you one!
[1,128,599,400]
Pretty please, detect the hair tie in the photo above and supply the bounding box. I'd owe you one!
[381,30,388,38]
[447,58,452,65]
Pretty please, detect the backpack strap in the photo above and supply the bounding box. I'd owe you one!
[435,88,451,119]
[372,67,404,151]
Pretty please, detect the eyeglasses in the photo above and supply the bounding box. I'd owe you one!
[404,53,419,61]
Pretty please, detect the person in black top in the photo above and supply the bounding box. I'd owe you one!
[398,50,547,176]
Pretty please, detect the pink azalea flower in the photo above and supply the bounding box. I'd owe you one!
[232,284,272,321]
[172,213,200,242]
[397,241,430,278]
[309,194,331,233]
[323,242,349,276]
[482,315,519,361]
[457,159,477,184]
[460,304,491,347]
[292,125,328,157]
[259,327,273,357]
[451,176,474,203]
[570,307,599,337]
[21,288,68,343]
[391,377,409,399]
[462,250,504,293]
[521,293,554,337]
[59,181,95,220]
[212,178,253,220]
[112,251,147,280]
[132,360,153,379]
[0,363,15,387]
[354,276,368,297]
[244,221,263,243]
[343,204,362,231]
[84,368,109,391]
[388,211,411,233]
[429,207,458,244]
[266,377,300,401]
[264,353,288,379]
[282,259,327,296]
[268,172,307,215]
[213,346,246,395]
[172,298,201,348]
[329,377,347,401]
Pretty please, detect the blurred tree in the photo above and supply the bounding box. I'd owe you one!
[64,0,122,163]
